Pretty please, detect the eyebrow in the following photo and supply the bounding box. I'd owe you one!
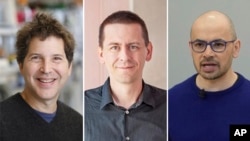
[53,54,65,57]
[107,42,141,46]
[28,53,65,57]
[193,38,225,42]
[128,42,140,45]
[108,42,120,46]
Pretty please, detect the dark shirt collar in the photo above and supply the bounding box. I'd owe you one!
[100,78,155,109]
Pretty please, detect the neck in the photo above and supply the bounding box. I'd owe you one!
[20,90,57,113]
[110,79,143,109]
[196,70,238,91]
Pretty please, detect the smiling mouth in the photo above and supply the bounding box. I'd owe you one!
[117,66,134,70]
[38,78,56,83]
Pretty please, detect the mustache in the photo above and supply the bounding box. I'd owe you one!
[200,57,219,65]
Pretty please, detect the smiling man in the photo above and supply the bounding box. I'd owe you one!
[85,11,166,141]
[0,13,82,141]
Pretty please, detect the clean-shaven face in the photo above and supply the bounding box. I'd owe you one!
[99,23,152,84]
[19,36,72,101]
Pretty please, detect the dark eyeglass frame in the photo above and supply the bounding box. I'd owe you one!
[189,39,236,53]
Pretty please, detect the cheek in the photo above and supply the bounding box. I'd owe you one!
[103,54,118,64]
[58,65,72,76]
[192,54,202,66]
[20,64,37,76]
[192,53,199,61]
[219,49,232,60]
[139,56,147,64]
[220,54,232,66]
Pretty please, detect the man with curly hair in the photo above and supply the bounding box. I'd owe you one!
[0,12,82,141]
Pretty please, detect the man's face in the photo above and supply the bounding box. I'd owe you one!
[19,36,72,101]
[99,23,152,84]
[190,19,240,80]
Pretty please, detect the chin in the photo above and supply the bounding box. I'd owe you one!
[200,72,221,80]
[37,91,58,100]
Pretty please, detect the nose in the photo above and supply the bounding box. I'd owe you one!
[203,44,214,57]
[119,47,131,61]
[40,60,52,74]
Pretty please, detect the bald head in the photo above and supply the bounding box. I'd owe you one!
[190,10,237,40]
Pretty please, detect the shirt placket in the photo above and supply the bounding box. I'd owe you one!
[124,109,130,141]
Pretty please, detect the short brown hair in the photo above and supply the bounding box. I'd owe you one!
[99,10,149,47]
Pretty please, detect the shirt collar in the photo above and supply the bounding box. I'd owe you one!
[100,79,113,109]
[100,78,156,109]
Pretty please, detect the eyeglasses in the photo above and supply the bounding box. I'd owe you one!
[190,39,236,53]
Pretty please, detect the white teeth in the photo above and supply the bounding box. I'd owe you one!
[39,79,54,83]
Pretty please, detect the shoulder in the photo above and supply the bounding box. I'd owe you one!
[144,83,166,106]
[145,83,166,96]
[55,101,83,137]
[85,85,103,97]
[0,93,22,109]
[235,73,250,90]
[168,74,197,94]
[237,73,250,84]
[57,101,82,119]
[84,85,103,103]
[0,93,31,124]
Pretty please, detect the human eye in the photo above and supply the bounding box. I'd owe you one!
[30,55,41,62]
[193,41,206,48]
[54,56,62,60]
[211,41,226,52]
[129,44,139,51]
[53,55,63,63]
[109,45,119,52]
[212,41,225,48]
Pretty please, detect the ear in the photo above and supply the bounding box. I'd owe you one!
[98,46,105,64]
[188,41,193,54]
[145,42,153,61]
[232,39,241,58]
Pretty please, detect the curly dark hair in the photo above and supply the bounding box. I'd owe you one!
[15,12,75,65]
[99,10,149,47]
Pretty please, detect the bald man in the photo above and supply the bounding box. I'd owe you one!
[169,10,250,141]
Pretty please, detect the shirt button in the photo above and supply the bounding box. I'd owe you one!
[125,110,129,114]
[126,136,130,140]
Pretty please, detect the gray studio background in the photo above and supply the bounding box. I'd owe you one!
[168,0,250,88]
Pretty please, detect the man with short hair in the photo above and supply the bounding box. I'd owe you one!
[85,11,166,141]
